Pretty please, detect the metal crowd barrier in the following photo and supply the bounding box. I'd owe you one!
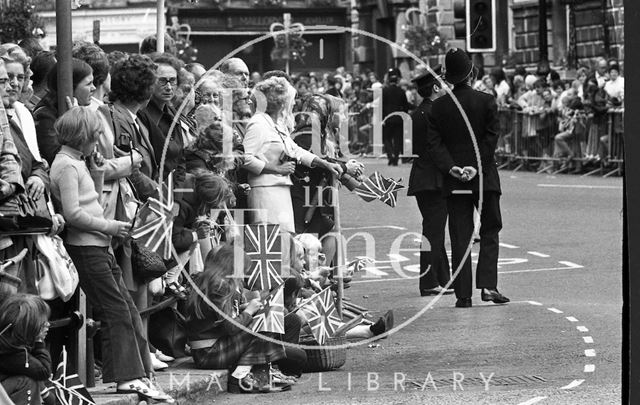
[496,107,624,176]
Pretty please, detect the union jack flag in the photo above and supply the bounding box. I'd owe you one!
[131,172,176,260]
[354,171,405,208]
[298,287,342,345]
[250,283,285,334]
[244,223,283,291]
[43,346,95,405]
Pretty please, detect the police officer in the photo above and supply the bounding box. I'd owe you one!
[426,49,510,308]
[407,65,454,296]
[382,68,410,166]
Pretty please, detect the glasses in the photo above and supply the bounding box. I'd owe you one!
[157,77,177,87]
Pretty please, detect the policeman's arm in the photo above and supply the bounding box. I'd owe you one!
[425,107,456,174]
[481,96,500,164]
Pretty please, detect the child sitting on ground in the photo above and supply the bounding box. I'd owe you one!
[0,293,52,405]
[185,244,292,393]
[292,234,393,340]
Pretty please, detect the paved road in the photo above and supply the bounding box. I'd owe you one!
[195,162,622,404]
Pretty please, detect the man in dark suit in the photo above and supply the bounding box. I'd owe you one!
[382,68,411,166]
[426,49,509,308]
[407,65,454,297]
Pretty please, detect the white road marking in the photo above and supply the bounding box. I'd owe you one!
[528,251,550,258]
[352,276,416,284]
[497,258,529,267]
[537,184,622,190]
[577,326,589,332]
[413,252,421,257]
[499,243,519,249]
[342,225,407,230]
[584,364,596,373]
[517,397,547,405]
[547,308,563,314]
[361,267,389,277]
[566,316,579,322]
[527,301,543,306]
[402,264,421,273]
[583,336,594,344]
[387,253,410,262]
[499,263,584,274]
[558,261,583,268]
[452,190,473,194]
[561,379,585,390]
[585,349,596,357]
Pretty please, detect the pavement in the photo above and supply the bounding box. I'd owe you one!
[88,161,623,404]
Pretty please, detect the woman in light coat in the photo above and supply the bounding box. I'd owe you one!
[243,76,342,233]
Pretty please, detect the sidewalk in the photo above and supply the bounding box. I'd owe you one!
[90,358,227,405]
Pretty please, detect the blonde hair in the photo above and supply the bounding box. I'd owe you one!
[252,76,295,118]
[54,106,103,150]
[295,233,322,253]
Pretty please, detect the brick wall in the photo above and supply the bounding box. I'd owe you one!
[512,0,624,71]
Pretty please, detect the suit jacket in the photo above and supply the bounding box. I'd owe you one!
[140,98,186,180]
[103,103,159,202]
[382,84,410,127]
[9,118,49,189]
[426,84,501,195]
[407,99,443,196]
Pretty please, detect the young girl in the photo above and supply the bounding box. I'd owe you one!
[49,107,173,402]
[185,244,291,393]
[0,293,51,405]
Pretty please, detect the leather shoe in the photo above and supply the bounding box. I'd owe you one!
[455,298,472,308]
[420,286,455,296]
[481,288,510,304]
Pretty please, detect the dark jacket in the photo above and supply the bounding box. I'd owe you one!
[9,120,49,190]
[101,103,159,202]
[426,84,501,195]
[0,340,52,381]
[140,98,186,181]
[382,84,410,127]
[33,94,60,166]
[407,98,443,196]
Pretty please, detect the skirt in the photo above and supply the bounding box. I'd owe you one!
[248,185,295,233]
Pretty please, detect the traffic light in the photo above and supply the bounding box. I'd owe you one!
[466,0,496,52]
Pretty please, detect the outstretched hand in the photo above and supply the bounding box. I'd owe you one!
[449,166,465,180]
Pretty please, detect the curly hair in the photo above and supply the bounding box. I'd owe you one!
[0,43,30,71]
[72,41,110,87]
[139,34,177,56]
[252,76,294,116]
[109,54,157,104]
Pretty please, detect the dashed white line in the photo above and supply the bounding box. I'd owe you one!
[499,265,584,274]
[547,308,563,314]
[499,243,519,249]
[585,349,596,357]
[527,301,543,306]
[561,379,585,390]
[566,316,579,322]
[577,326,589,332]
[583,336,594,344]
[528,251,550,258]
[537,183,622,190]
[558,261,584,268]
[584,365,596,373]
[517,397,547,405]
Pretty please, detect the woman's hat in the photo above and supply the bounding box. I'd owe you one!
[412,64,442,90]
[444,48,473,85]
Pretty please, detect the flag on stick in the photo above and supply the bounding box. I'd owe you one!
[354,171,404,207]
[244,223,284,291]
[298,287,342,344]
[131,172,176,260]
[250,283,285,334]
[43,346,95,405]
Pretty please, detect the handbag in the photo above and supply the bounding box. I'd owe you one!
[34,234,79,302]
[0,193,53,235]
[131,239,168,283]
[148,306,187,358]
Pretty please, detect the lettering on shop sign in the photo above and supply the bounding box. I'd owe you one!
[181,14,345,31]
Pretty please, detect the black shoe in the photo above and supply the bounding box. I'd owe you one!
[455,298,472,308]
[481,288,510,304]
[420,286,455,296]
[228,373,292,394]
[370,310,394,337]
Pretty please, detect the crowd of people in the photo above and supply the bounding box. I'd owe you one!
[0,34,399,404]
[0,30,625,403]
